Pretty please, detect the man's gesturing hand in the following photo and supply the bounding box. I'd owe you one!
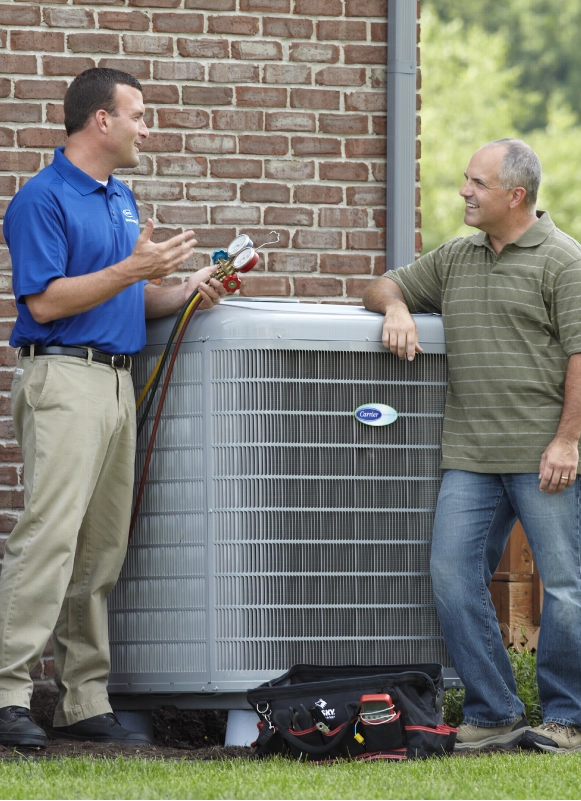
[129,219,198,282]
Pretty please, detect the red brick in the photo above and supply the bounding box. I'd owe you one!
[265,159,314,180]
[320,161,368,181]
[153,61,205,80]
[264,206,313,227]
[294,0,342,14]
[371,162,386,182]
[157,205,207,225]
[209,64,258,84]
[68,33,119,53]
[158,108,209,129]
[0,79,9,99]
[123,34,172,55]
[128,0,179,6]
[346,277,375,298]
[373,254,386,275]
[317,20,366,40]
[42,56,96,76]
[98,10,149,30]
[0,489,23,509]
[315,67,365,87]
[231,40,282,60]
[237,87,287,108]
[371,21,387,41]
[152,12,203,32]
[46,103,64,125]
[0,513,17,534]
[185,133,236,154]
[139,132,182,152]
[240,182,290,203]
[263,64,311,84]
[208,15,258,35]
[0,421,14,440]
[373,208,386,228]
[156,155,207,176]
[144,109,154,127]
[344,45,387,65]
[345,91,387,112]
[293,230,342,250]
[345,0,387,15]
[187,228,236,248]
[210,159,262,179]
[294,185,343,204]
[17,129,66,149]
[290,43,339,63]
[290,88,340,111]
[291,137,341,157]
[268,251,317,272]
[320,208,368,228]
[239,135,288,156]
[0,55,38,74]
[0,369,14,390]
[186,182,236,202]
[0,176,16,196]
[133,181,183,201]
[320,253,371,274]
[44,7,93,26]
[240,0,290,9]
[266,112,316,133]
[15,80,68,100]
[0,104,41,123]
[371,67,387,88]
[319,113,368,135]
[211,206,261,226]
[0,129,14,147]
[0,466,18,486]
[347,185,386,206]
[240,275,289,297]
[372,116,386,136]
[184,86,232,106]
[177,38,228,59]
[294,276,342,296]
[263,17,313,38]
[0,5,41,24]
[346,230,385,250]
[0,300,16,317]
[11,31,63,51]
[142,83,179,104]
[213,110,263,131]
[345,138,385,158]
[0,397,12,417]
[185,0,234,7]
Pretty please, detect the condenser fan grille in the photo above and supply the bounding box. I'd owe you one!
[109,330,451,691]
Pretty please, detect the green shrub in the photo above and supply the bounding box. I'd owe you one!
[443,646,541,727]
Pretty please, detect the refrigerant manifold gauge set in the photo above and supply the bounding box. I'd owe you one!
[210,231,280,293]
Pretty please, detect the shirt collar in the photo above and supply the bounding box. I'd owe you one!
[468,211,555,250]
[50,147,114,196]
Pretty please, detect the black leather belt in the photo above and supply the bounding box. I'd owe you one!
[19,345,132,370]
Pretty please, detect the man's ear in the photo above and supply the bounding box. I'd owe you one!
[94,109,109,134]
[509,186,527,209]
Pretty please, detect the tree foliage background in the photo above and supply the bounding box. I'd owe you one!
[421,1,581,254]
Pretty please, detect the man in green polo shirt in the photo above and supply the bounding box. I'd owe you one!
[363,138,581,753]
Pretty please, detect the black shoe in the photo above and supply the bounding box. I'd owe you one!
[52,712,153,745]
[0,706,47,747]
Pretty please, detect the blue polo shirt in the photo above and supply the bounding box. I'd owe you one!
[5,147,146,354]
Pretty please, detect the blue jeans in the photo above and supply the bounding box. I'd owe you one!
[431,470,581,728]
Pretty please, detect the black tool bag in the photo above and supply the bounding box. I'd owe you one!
[247,663,456,761]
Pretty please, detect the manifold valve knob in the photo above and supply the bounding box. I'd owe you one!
[223,274,242,293]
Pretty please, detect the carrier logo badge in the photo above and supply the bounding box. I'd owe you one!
[354,403,398,426]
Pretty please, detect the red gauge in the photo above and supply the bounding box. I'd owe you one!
[232,247,260,272]
[222,274,241,293]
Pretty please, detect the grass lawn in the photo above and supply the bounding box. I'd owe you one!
[0,752,580,800]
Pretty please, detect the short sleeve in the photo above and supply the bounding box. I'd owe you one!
[384,243,451,314]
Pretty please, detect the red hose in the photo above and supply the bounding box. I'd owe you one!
[128,294,203,541]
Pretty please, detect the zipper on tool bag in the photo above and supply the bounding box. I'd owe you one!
[250,670,437,701]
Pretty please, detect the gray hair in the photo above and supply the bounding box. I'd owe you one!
[485,138,541,210]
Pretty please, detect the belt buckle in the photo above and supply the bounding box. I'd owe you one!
[111,353,132,370]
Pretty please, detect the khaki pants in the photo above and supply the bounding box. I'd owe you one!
[0,354,136,726]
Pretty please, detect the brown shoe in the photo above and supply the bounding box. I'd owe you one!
[521,722,581,753]
[454,715,530,750]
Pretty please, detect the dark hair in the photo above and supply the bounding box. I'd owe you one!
[64,68,143,136]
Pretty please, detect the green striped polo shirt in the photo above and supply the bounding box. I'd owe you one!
[387,212,581,473]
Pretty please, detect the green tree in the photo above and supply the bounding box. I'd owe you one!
[420,6,535,252]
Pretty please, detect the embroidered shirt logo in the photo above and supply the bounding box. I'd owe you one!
[122,209,139,225]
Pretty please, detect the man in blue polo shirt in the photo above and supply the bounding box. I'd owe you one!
[0,68,224,747]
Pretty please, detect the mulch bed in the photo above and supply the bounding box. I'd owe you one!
[0,684,251,761]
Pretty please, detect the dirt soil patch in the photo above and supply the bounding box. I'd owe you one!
[0,684,251,761]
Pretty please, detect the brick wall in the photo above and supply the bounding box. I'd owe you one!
[0,0,421,681]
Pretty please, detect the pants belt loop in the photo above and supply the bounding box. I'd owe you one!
[30,344,35,363]
[87,346,93,366]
